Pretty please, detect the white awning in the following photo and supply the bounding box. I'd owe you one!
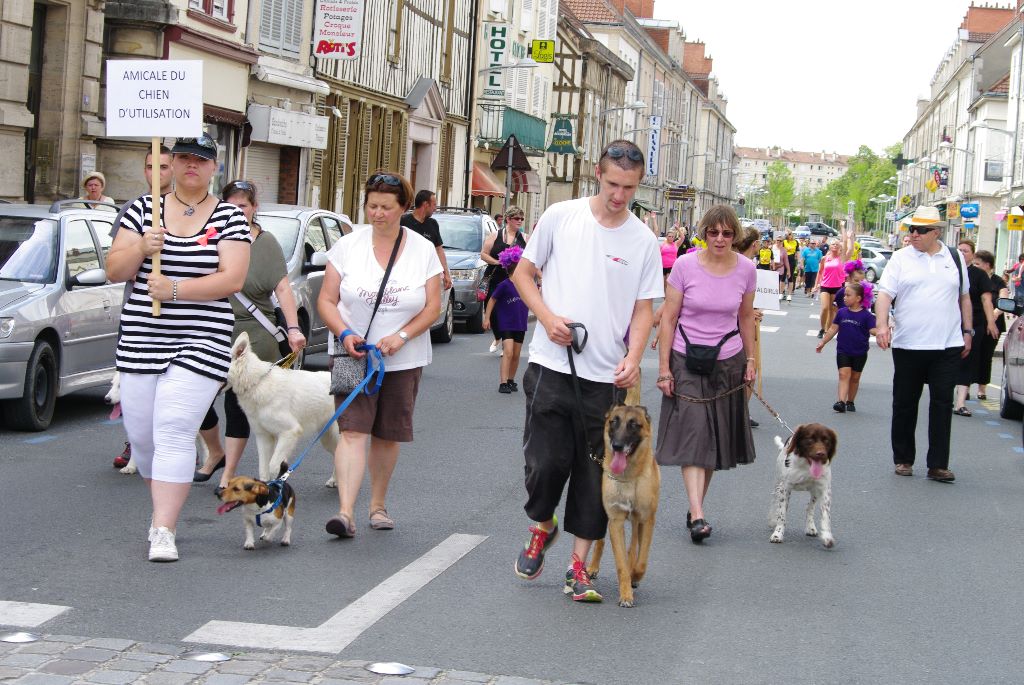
[252,65,330,95]
[511,170,541,194]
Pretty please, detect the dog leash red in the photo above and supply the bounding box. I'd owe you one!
[752,390,796,436]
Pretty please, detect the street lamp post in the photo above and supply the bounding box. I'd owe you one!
[597,100,646,155]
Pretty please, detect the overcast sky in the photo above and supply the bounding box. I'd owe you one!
[655,0,1000,156]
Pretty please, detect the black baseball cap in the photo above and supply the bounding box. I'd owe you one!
[171,133,218,160]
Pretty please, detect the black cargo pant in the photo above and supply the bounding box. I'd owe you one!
[891,347,961,470]
[522,363,615,541]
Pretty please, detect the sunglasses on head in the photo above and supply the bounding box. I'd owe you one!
[706,228,735,239]
[907,225,935,235]
[176,133,217,150]
[368,173,402,187]
[603,145,643,162]
[225,180,254,193]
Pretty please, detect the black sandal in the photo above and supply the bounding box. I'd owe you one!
[953,407,972,417]
[689,519,712,543]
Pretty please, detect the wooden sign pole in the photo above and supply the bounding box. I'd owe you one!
[755,324,763,397]
[150,137,162,317]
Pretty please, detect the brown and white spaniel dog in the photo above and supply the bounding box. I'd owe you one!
[770,423,838,548]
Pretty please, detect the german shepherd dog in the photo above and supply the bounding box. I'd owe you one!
[587,403,660,607]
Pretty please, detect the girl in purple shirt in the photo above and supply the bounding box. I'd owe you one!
[483,246,528,394]
[816,281,877,413]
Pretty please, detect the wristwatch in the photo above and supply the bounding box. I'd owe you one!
[962,329,974,336]
[398,330,409,341]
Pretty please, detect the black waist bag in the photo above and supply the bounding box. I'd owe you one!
[678,325,739,376]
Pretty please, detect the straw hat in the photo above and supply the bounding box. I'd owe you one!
[82,171,106,188]
[902,205,942,227]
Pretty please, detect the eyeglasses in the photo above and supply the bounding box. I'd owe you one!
[367,173,402,187]
[907,225,936,235]
[706,229,735,239]
[507,215,524,221]
[602,145,643,162]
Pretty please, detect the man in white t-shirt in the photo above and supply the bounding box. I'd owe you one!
[876,206,970,483]
[510,139,664,603]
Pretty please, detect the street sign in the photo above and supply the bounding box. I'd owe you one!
[885,211,895,221]
[647,116,661,177]
[482,23,510,100]
[105,60,203,137]
[960,202,979,219]
[546,117,575,154]
[531,39,555,63]
[313,0,365,60]
[490,134,531,172]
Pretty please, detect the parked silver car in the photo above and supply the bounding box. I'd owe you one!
[0,202,124,430]
[260,206,453,365]
[433,207,498,333]
[859,245,889,283]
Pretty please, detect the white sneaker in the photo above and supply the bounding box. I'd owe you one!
[148,527,178,562]
[148,526,156,542]
[488,340,499,354]
[786,294,792,301]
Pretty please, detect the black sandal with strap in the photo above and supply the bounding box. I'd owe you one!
[690,519,712,543]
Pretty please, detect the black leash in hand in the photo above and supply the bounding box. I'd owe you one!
[565,323,611,466]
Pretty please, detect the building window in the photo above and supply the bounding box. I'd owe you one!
[259,0,302,58]
[190,0,232,21]
[388,0,405,63]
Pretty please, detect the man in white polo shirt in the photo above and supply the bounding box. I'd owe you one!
[875,206,970,482]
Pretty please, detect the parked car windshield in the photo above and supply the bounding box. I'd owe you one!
[0,217,58,283]
[436,215,483,252]
[259,215,302,257]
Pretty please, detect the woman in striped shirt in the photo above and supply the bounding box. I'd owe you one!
[106,134,251,562]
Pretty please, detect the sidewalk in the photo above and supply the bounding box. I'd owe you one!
[0,634,576,685]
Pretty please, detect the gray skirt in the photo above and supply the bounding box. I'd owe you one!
[656,349,756,470]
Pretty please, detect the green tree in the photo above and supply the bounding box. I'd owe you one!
[764,161,795,227]
[813,144,898,231]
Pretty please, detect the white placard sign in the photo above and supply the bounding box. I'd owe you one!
[313,0,365,60]
[753,268,781,310]
[647,115,662,177]
[105,60,203,137]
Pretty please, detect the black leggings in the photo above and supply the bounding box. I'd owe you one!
[200,392,249,439]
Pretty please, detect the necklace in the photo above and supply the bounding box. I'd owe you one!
[174,191,209,217]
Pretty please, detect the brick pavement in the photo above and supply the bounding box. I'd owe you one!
[0,634,582,685]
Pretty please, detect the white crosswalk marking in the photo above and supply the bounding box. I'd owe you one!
[762,310,787,317]
[809,314,820,319]
[183,533,487,653]
[0,601,70,627]
[807,330,820,336]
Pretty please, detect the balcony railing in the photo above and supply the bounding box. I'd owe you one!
[477,103,547,154]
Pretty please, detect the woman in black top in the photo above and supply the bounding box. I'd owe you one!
[480,206,528,348]
[973,249,1007,401]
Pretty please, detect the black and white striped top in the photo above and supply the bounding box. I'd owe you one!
[116,195,251,381]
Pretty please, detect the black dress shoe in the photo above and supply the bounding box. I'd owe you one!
[193,456,225,482]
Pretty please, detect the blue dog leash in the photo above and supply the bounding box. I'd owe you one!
[255,344,385,526]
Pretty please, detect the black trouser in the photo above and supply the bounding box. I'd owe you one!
[522,363,615,541]
[891,347,961,469]
[224,388,249,439]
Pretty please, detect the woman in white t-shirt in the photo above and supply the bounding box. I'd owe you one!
[317,171,442,538]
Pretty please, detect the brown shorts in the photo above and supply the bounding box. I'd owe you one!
[334,365,422,442]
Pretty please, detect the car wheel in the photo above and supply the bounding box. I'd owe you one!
[466,303,486,334]
[865,267,877,283]
[3,340,58,431]
[431,295,454,344]
[1000,364,1024,420]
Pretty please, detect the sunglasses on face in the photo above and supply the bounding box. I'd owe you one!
[507,215,524,221]
[603,145,643,162]
[706,229,735,239]
[368,173,402,186]
[907,226,935,235]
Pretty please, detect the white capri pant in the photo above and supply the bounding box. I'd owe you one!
[119,364,222,483]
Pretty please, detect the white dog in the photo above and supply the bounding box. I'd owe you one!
[104,371,208,475]
[769,424,838,549]
[228,332,339,487]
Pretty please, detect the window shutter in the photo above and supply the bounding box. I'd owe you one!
[282,0,302,57]
[515,69,528,112]
[531,76,542,118]
[521,0,533,33]
[260,0,283,53]
[546,0,557,40]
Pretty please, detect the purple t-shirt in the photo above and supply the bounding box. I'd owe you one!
[669,251,756,360]
[491,279,528,333]
[835,306,876,356]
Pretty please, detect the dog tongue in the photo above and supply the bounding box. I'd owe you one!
[810,460,824,479]
[109,403,121,420]
[216,501,239,515]
[610,451,628,475]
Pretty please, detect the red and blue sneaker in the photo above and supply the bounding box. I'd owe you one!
[564,553,602,602]
[514,517,558,580]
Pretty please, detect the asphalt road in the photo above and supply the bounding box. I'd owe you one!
[3,294,1024,684]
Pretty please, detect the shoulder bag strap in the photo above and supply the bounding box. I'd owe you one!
[233,292,286,342]
[948,244,965,330]
[364,228,404,341]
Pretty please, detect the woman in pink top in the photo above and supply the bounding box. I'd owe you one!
[660,232,678,277]
[813,235,852,338]
[655,205,757,544]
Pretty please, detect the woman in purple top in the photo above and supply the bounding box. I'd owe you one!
[483,246,528,394]
[655,205,758,544]
[816,281,877,413]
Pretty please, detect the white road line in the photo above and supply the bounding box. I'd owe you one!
[762,310,787,317]
[183,533,487,653]
[0,601,71,627]
[759,325,780,333]
[809,314,820,319]
[806,330,820,337]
